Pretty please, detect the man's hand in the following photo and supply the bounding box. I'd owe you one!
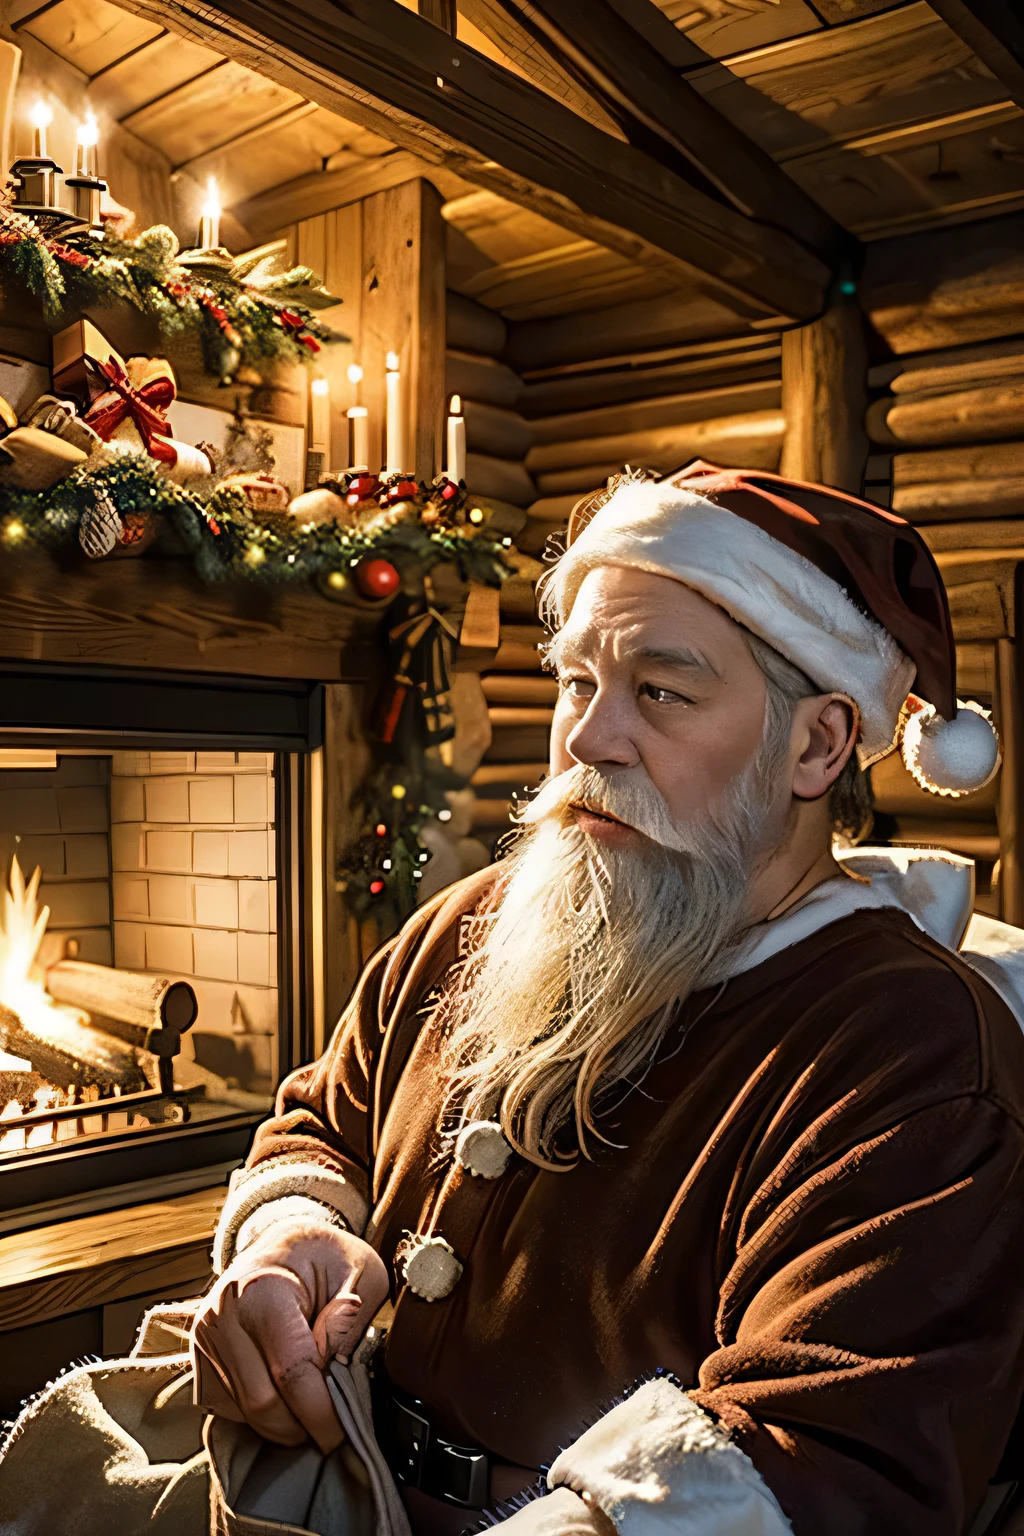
[192,1216,389,1454]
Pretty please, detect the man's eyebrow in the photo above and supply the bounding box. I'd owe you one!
[547,631,719,678]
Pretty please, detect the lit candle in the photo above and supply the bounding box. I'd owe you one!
[76,111,99,177]
[309,375,331,472]
[199,176,220,249]
[347,406,369,470]
[385,350,405,476]
[30,101,52,159]
[446,393,466,483]
[347,361,363,395]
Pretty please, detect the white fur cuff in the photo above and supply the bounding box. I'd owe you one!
[234,1195,348,1257]
[549,1379,791,1536]
[213,1156,368,1273]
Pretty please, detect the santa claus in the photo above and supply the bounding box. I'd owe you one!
[193,463,1024,1536]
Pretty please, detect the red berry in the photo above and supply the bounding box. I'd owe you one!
[369,878,385,895]
[355,558,400,599]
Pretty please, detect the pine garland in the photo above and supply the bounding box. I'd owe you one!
[0,197,342,381]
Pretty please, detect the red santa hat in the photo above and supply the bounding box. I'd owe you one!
[539,461,1000,798]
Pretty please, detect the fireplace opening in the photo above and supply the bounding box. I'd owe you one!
[0,667,325,1234]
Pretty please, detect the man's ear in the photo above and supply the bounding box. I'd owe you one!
[791,694,859,802]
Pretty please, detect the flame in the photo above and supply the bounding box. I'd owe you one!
[77,111,99,148]
[30,101,52,131]
[386,351,400,371]
[0,857,87,1042]
[201,176,221,220]
[347,363,363,385]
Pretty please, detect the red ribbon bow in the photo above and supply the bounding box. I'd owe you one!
[83,356,176,463]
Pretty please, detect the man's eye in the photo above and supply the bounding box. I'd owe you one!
[641,683,684,704]
[560,676,595,697]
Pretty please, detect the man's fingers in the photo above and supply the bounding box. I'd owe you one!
[192,1340,247,1422]
[196,1291,308,1447]
[312,1293,362,1362]
[237,1271,346,1455]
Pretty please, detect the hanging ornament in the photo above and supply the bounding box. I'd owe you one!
[355,557,400,599]
[78,485,123,558]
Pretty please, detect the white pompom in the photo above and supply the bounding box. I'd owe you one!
[901,699,1001,797]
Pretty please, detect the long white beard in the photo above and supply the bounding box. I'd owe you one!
[436,742,788,1169]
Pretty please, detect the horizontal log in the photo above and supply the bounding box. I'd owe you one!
[500,575,543,619]
[488,641,544,671]
[894,440,1024,486]
[471,760,547,787]
[466,497,528,536]
[867,382,1024,448]
[870,745,997,821]
[466,452,536,506]
[890,823,1001,862]
[446,349,522,409]
[922,522,1024,553]
[519,336,781,419]
[481,674,558,705]
[527,494,586,524]
[534,465,620,497]
[488,706,555,728]
[946,581,1007,642]
[45,962,198,1035]
[527,409,786,477]
[892,479,1024,522]
[485,725,552,762]
[863,212,1024,356]
[464,399,534,460]
[515,517,566,556]
[530,380,781,448]
[888,340,1024,400]
[233,149,473,239]
[506,290,765,373]
[447,293,507,357]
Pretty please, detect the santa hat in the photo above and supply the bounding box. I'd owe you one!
[539,461,1000,798]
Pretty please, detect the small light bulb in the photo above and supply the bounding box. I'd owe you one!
[382,858,392,871]
[391,784,407,800]
[327,571,346,589]
[437,809,452,822]
[347,363,363,385]
[418,852,429,863]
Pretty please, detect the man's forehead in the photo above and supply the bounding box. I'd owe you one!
[549,618,720,677]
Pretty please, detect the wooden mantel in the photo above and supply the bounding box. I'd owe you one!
[0,550,383,682]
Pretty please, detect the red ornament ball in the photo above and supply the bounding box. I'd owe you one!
[369,878,386,896]
[355,558,400,599]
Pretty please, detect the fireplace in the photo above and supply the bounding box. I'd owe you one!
[0,661,325,1235]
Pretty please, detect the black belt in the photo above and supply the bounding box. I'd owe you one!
[369,1359,492,1510]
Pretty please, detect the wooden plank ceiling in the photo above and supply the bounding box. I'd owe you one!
[7,0,1024,322]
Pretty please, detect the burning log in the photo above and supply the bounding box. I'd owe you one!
[44,961,198,1045]
[0,1000,148,1095]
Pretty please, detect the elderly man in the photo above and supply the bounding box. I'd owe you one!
[193,463,1024,1536]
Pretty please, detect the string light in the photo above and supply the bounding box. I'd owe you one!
[327,571,346,589]
[468,508,484,525]
[244,544,265,566]
[3,520,26,545]
[437,808,452,822]
[375,823,387,836]
[391,784,407,800]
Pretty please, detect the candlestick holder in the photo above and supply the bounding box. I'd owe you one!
[8,154,80,235]
[64,171,107,234]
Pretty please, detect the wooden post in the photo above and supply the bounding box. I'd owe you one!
[779,298,869,495]
[322,683,377,1034]
[998,571,1024,926]
[361,179,447,481]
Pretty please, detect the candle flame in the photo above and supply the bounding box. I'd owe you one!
[450,394,462,415]
[30,100,52,131]
[310,376,330,397]
[347,405,368,418]
[77,111,99,148]
[386,351,400,372]
[200,175,220,219]
[347,363,363,385]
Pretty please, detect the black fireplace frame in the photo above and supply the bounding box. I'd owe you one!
[0,660,325,1225]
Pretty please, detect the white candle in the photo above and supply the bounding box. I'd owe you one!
[30,101,52,159]
[347,406,369,470]
[385,350,405,476]
[76,112,99,177]
[446,393,466,483]
[199,176,220,249]
[310,376,331,469]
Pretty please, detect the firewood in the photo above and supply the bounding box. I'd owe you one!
[45,962,198,1034]
[525,409,785,476]
[464,399,534,459]
[446,350,523,409]
[0,1001,149,1094]
[447,292,507,357]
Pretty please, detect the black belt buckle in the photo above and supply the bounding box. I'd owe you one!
[391,1399,430,1488]
[430,1436,490,1509]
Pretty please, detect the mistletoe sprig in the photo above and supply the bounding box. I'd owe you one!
[0,196,343,382]
[0,454,512,590]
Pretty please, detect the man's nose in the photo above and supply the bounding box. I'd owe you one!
[564,693,640,771]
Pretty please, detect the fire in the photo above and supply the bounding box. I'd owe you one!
[0,856,87,1066]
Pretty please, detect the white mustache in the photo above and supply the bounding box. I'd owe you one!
[518,763,691,853]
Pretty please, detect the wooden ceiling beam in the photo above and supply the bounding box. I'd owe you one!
[927,0,1024,109]
[494,0,849,265]
[107,0,832,324]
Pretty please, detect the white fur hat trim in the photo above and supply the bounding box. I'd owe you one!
[539,477,916,764]
[901,699,1001,797]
